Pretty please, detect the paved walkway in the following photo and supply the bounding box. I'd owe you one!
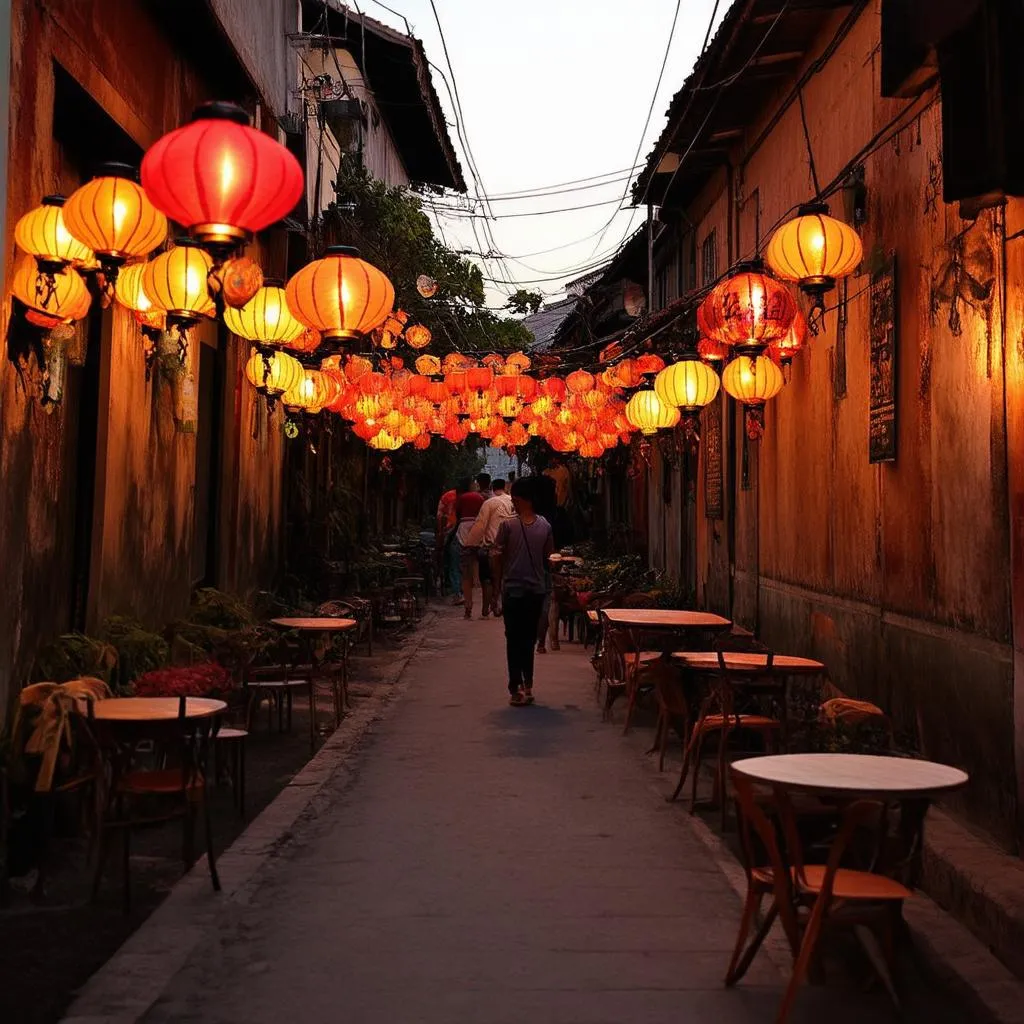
[132,607,972,1024]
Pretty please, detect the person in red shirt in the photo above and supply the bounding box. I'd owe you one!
[454,479,485,618]
[435,487,459,599]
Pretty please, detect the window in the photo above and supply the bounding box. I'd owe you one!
[701,229,718,287]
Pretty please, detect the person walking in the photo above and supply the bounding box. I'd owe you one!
[494,479,553,706]
[454,479,484,618]
[465,478,515,617]
[436,484,459,599]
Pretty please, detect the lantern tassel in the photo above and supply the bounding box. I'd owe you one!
[745,406,766,441]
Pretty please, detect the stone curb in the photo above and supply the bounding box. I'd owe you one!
[61,614,436,1024]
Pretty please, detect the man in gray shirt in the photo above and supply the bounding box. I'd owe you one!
[494,479,554,706]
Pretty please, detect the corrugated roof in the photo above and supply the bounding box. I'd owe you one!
[523,296,579,351]
[632,0,862,209]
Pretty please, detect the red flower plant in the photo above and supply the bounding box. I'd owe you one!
[134,660,235,699]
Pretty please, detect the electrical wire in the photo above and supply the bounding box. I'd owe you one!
[796,85,821,196]
[589,0,685,259]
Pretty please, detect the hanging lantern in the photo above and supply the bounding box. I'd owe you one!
[635,353,666,376]
[505,351,532,374]
[11,255,90,322]
[415,354,442,376]
[285,246,395,347]
[283,368,332,413]
[697,335,730,364]
[15,196,95,287]
[63,164,167,279]
[722,354,785,440]
[143,241,213,361]
[566,369,595,395]
[655,352,721,449]
[216,256,264,309]
[698,260,797,356]
[765,202,863,310]
[141,102,304,251]
[245,346,303,407]
[413,432,432,450]
[625,389,680,436]
[416,274,438,298]
[224,280,304,345]
[114,261,154,314]
[769,307,809,369]
[369,429,404,451]
[405,323,432,349]
[466,365,493,394]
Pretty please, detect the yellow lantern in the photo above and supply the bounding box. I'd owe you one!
[10,254,90,320]
[143,242,214,323]
[722,354,785,441]
[654,354,720,412]
[245,347,303,400]
[114,261,154,314]
[625,390,680,436]
[765,202,862,301]
[284,245,395,345]
[224,280,305,345]
[283,369,332,413]
[368,429,403,451]
[15,196,94,270]
[63,163,167,269]
[405,323,432,349]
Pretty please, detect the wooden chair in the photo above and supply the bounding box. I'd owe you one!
[214,726,248,816]
[90,695,220,913]
[319,598,372,656]
[728,771,912,1023]
[672,635,783,826]
[648,657,692,772]
[599,625,664,724]
[244,634,316,752]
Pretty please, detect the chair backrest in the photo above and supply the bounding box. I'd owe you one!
[731,770,795,893]
[713,631,774,674]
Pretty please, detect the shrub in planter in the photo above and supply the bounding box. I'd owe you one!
[99,615,170,690]
[32,633,118,688]
[133,661,236,700]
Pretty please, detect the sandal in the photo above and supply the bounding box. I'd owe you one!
[509,690,525,706]
[524,689,535,705]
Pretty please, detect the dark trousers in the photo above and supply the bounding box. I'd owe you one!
[502,591,545,693]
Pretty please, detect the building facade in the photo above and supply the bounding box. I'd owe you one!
[600,0,1024,849]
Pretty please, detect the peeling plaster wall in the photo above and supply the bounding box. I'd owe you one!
[0,0,285,716]
[674,8,1017,845]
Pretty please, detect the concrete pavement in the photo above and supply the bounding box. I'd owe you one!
[77,606,987,1023]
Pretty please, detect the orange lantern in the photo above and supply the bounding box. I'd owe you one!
[10,255,90,321]
[415,354,442,376]
[636,353,666,375]
[566,369,595,394]
[285,246,395,345]
[405,323,432,349]
[466,365,493,393]
[698,261,796,355]
[15,195,94,273]
[768,307,809,367]
[697,335,730,363]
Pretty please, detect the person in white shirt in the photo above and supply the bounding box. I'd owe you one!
[465,478,515,616]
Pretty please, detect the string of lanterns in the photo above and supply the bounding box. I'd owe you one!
[7,99,864,459]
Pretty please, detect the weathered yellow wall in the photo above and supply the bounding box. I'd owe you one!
[0,0,286,712]
[677,8,1016,843]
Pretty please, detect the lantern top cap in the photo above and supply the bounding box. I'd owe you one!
[324,245,362,258]
[42,194,66,207]
[733,256,768,275]
[92,162,139,182]
[171,236,201,248]
[796,200,831,217]
[190,101,250,127]
[262,277,284,287]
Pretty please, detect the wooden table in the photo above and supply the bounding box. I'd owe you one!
[731,752,968,799]
[92,696,226,721]
[270,617,358,728]
[730,753,968,1020]
[601,609,731,630]
[673,651,825,675]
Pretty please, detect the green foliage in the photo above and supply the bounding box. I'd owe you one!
[325,167,533,354]
[187,588,255,631]
[506,289,544,316]
[32,633,118,687]
[98,616,170,691]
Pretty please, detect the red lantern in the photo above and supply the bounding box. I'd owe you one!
[141,102,304,250]
[566,369,595,395]
[769,308,809,366]
[698,261,797,355]
[466,365,493,393]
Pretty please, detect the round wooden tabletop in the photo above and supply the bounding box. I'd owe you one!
[600,609,732,629]
[270,617,358,631]
[673,651,826,674]
[92,697,227,722]
[731,753,969,798]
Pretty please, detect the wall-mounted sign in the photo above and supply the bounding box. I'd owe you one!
[869,255,897,463]
[703,393,723,519]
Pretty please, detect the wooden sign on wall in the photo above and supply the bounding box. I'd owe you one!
[869,255,897,463]
[703,392,723,519]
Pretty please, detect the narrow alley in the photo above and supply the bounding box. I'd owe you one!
[65,608,985,1024]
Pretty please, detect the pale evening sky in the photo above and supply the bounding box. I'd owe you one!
[358,0,726,310]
